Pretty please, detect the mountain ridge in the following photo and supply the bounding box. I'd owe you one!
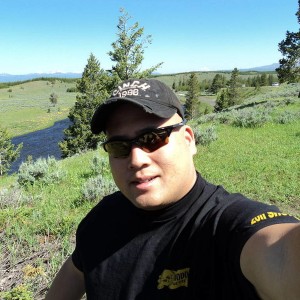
[0,63,280,82]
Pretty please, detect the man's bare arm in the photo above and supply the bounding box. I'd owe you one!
[241,223,300,300]
[45,256,85,300]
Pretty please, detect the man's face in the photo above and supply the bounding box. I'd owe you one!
[105,103,197,210]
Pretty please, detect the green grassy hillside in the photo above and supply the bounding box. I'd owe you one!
[0,79,77,136]
[0,78,299,299]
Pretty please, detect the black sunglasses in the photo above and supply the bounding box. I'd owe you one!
[102,120,187,158]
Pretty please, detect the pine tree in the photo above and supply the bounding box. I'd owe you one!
[268,74,275,86]
[276,1,300,83]
[108,8,163,82]
[185,73,200,120]
[260,73,268,86]
[210,74,226,94]
[49,92,58,106]
[0,127,23,175]
[227,68,240,106]
[214,88,229,112]
[59,54,109,158]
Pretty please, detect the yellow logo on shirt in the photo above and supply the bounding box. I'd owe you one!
[251,212,291,225]
[157,268,190,290]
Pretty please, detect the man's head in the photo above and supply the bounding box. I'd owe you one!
[91,79,197,210]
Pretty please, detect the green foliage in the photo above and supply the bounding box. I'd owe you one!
[210,73,226,94]
[193,125,218,146]
[185,73,201,120]
[227,67,241,106]
[49,92,58,106]
[275,111,298,124]
[215,88,230,112]
[232,108,271,128]
[0,185,24,209]
[0,284,33,300]
[81,174,117,202]
[276,1,300,83]
[66,87,77,93]
[17,156,65,187]
[0,126,23,176]
[108,8,163,82]
[90,153,111,176]
[60,10,164,158]
[59,54,109,158]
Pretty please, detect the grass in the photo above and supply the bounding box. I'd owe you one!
[0,78,299,298]
[194,121,300,215]
[0,80,77,136]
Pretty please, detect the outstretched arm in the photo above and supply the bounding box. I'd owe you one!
[45,256,85,300]
[241,223,300,300]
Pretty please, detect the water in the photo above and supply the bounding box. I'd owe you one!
[9,119,71,174]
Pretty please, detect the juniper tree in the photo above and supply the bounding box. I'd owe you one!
[227,68,240,106]
[185,73,200,120]
[108,8,163,83]
[276,0,300,83]
[210,74,226,94]
[214,88,229,112]
[49,92,58,106]
[0,127,23,175]
[59,54,109,158]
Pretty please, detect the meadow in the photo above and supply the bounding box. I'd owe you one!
[0,79,77,136]
[0,77,299,299]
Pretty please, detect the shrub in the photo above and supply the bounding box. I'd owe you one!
[0,127,23,176]
[90,154,110,176]
[232,108,271,128]
[275,111,297,124]
[17,156,65,186]
[197,113,216,124]
[0,186,23,209]
[0,284,33,300]
[283,98,296,105]
[66,87,77,93]
[194,126,218,146]
[81,174,117,202]
[216,111,237,124]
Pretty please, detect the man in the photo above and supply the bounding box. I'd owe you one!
[46,79,300,300]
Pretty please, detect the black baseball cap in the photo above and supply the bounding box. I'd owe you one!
[91,78,185,134]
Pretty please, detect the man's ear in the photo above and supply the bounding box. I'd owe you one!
[184,126,197,155]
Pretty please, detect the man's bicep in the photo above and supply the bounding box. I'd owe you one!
[45,256,85,300]
[240,223,300,300]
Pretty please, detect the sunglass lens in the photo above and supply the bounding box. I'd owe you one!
[105,141,131,158]
[138,130,169,152]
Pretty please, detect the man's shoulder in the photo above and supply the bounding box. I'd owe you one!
[76,191,135,230]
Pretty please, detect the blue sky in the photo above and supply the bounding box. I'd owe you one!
[1,0,298,74]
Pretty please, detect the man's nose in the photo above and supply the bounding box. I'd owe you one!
[128,145,151,169]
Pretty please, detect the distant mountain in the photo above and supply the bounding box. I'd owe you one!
[0,72,82,83]
[239,63,279,72]
[0,63,280,83]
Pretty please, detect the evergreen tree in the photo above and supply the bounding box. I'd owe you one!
[108,8,163,82]
[49,92,58,106]
[214,88,229,112]
[59,54,109,158]
[185,73,200,120]
[276,1,300,83]
[260,73,268,86]
[0,127,23,175]
[172,81,176,90]
[268,74,275,86]
[210,74,226,94]
[227,68,240,106]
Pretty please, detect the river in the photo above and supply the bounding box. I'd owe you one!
[9,119,71,174]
